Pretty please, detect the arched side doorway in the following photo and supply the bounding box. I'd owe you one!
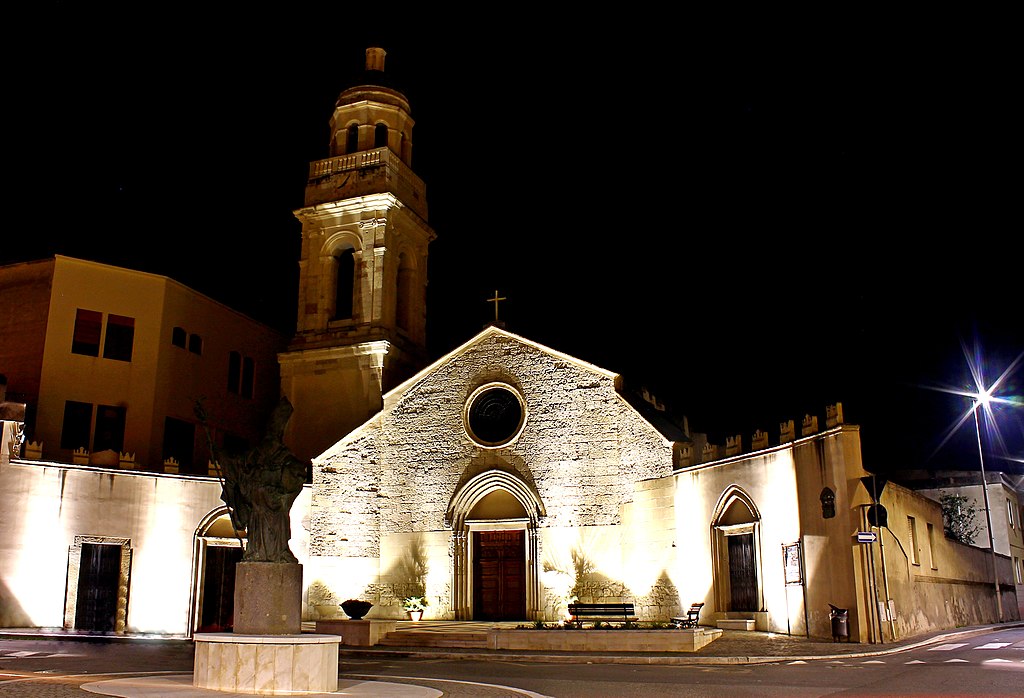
[190,508,245,636]
[711,486,764,613]
[447,470,545,621]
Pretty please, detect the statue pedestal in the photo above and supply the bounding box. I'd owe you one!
[234,562,302,635]
[315,619,396,646]
[193,633,340,695]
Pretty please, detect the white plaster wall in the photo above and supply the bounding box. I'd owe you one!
[0,460,313,635]
[671,448,804,633]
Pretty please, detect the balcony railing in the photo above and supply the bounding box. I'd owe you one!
[308,147,391,181]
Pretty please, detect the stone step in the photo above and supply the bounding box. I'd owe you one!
[716,619,755,630]
[377,631,489,649]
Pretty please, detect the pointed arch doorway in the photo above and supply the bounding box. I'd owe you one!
[447,470,545,621]
[712,487,763,613]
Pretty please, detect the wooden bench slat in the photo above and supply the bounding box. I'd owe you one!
[567,602,637,623]
[670,602,704,628]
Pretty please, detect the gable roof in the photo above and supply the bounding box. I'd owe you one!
[383,324,619,410]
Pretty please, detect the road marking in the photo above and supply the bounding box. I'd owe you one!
[944,659,969,663]
[928,643,968,651]
[905,660,926,664]
[982,658,1013,664]
[787,661,807,664]
[344,674,553,698]
[862,660,885,664]
[975,642,1011,649]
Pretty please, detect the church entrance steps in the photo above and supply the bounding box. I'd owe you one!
[712,611,769,631]
[717,619,756,630]
[377,630,489,649]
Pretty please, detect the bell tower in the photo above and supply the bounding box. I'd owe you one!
[280,47,435,462]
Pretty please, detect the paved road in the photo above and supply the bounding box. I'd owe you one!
[2,623,1022,697]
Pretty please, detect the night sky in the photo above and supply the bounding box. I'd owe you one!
[5,6,1021,476]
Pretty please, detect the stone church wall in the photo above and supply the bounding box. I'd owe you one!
[309,330,676,617]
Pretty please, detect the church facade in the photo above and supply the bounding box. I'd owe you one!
[0,47,1017,643]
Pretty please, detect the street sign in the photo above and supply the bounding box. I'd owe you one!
[855,531,877,543]
[867,503,888,527]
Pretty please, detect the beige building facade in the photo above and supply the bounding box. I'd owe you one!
[911,473,1024,621]
[0,255,286,473]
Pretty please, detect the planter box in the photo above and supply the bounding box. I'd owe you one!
[488,627,722,652]
[316,619,396,646]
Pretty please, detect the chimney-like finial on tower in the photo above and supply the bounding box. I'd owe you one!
[365,47,386,72]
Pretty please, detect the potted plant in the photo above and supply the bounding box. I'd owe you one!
[340,598,373,620]
[402,595,428,621]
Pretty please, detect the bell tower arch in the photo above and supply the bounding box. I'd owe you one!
[280,47,435,462]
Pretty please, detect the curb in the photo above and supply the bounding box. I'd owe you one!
[337,622,1024,665]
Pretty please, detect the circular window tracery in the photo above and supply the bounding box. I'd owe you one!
[465,383,526,447]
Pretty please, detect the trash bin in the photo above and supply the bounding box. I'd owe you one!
[829,604,849,642]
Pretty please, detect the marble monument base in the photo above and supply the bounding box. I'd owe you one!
[234,561,302,635]
[193,633,340,695]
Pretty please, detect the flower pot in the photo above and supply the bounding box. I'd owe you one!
[407,610,423,622]
[341,599,373,620]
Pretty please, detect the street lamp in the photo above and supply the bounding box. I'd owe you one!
[969,390,1003,622]
[928,342,1021,625]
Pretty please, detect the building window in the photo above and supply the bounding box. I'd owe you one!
[1008,499,1016,529]
[227,352,255,399]
[223,432,248,456]
[346,124,358,153]
[926,522,937,569]
[93,404,126,453]
[227,351,241,394]
[61,400,93,450]
[188,333,203,355]
[333,248,355,320]
[172,326,187,347]
[163,416,196,473]
[374,123,388,148]
[465,383,527,448]
[1015,557,1023,585]
[908,516,920,565]
[102,314,134,362]
[71,309,102,356]
[241,357,254,399]
[396,252,413,332]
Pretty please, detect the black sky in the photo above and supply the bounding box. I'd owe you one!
[5,6,1021,475]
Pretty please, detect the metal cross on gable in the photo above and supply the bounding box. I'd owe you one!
[487,289,506,322]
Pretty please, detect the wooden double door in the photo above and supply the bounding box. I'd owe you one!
[728,533,758,611]
[473,530,525,621]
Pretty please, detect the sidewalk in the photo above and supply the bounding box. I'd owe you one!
[333,622,1024,665]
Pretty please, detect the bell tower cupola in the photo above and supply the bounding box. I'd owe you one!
[280,47,436,462]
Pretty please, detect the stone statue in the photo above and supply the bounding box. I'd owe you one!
[196,396,309,564]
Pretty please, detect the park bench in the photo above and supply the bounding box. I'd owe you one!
[567,602,638,625]
[671,602,704,629]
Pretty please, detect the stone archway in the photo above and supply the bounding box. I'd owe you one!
[711,486,764,613]
[446,470,545,621]
[191,508,245,636]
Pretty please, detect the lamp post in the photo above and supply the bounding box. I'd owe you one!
[970,392,1003,622]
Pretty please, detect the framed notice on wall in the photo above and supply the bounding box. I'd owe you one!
[783,542,802,585]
